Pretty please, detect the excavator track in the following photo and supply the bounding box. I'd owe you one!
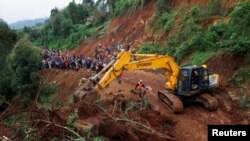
[158,90,183,113]
[198,93,218,111]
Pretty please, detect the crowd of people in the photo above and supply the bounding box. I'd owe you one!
[42,42,128,73]
[42,42,148,99]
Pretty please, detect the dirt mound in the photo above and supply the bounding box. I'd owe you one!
[41,69,92,104]
[207,52,245,85]
[74,101,99,119]
[139,110,174,128]
[98,118,130,139]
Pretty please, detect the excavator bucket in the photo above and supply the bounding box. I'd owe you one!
[73,79,99,103]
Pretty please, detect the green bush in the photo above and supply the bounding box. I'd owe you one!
[8,37,42,97]
[151,8,182,33]
[190,51,216,65]
[39,82,58,110]
[190,6,201,19]
[138,42,167,54]
[155,0,172,13]
[0,19,18,71]
[165,2,250,63]
[0,95,5,106]
[230,2,250,37]
[113,0,147,16]
[229,66,250,86]
[200,0,225,17]
[67,109,78,127]
[0,71,14,100]
[239,95,250,108]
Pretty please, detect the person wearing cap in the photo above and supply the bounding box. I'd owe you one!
[134,80,146,98]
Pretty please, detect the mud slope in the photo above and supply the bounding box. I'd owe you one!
[207,52,245,85]
[41,69,92,104]
[70,0,156,56]
[41,55,249,141]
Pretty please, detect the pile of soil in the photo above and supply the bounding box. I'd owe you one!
[207,52,245,85]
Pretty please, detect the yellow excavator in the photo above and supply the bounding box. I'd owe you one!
[74,51,219,113]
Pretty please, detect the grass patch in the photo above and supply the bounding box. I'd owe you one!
[239,94,250,108]
[190,51,216,65]
[38,82,58,110]
[138,42,167,54]
[229,66,250,87]
[3,113,28,126]
[113,0,147,16]
[67,109,78,127]
[67,95,74,108]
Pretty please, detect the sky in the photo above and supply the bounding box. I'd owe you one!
[0,0,82,24]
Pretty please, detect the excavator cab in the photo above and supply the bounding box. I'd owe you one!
[159,65,218,113]
[177,66,210,96]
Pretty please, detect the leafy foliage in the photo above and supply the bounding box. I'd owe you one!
[24,1,112,50]
[0,70,14,100]
[67,1,92,24]
[8,37,42,97]
[151,8,182,33]
[0,19,18,70]
[0,19,18,102]
[239,95,250,108]
[229,66,250,87]
[138,42,167,54]
[39,82,58,110]
[190,51,216,65]
[155,0,172,13]
[112,0,147,16]
[67,109,79,127]
[204,0,223,16]
[230,2,250,37]
[163,2,250,62]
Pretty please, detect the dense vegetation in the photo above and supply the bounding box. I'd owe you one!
[141,1,250,65]
[0,20,54,107]
[0,20,18,104]
[23,0,150,50]
[140,0,250,107]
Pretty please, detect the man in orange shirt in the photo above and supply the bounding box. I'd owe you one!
[134,80,146,98]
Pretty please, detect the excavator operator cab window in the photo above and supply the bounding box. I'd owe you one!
[201,69,210,87]
[191,69,200,91]
[178,70,189,93]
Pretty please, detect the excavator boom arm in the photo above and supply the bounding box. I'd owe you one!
[95,51,180,91]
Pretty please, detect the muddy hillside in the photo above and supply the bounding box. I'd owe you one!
[1,0,249,141]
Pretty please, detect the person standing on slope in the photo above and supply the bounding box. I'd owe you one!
[134,80,146,99]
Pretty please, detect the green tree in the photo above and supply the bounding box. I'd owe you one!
[0,19,18,101]
[50,7,59,17]
[8,37,42,97]
[67,1,92,24]
[0,19,17,70]
[51,13,63,36]
[230,2,250,37]
[60,18,74,37]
